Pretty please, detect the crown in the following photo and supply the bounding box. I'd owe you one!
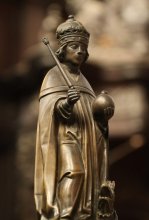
[56,15,90,46]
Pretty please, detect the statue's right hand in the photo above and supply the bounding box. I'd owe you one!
[67,87,80,105]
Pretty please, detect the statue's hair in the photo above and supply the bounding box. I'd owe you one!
[55,44,89,63]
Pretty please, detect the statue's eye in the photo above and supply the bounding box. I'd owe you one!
[70,44,78,49]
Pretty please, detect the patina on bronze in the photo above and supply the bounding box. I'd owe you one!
[34,15,117,220]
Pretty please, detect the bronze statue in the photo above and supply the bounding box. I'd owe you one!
[34,15,117,220]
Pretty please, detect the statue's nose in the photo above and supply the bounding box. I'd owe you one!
[77,47,83,55]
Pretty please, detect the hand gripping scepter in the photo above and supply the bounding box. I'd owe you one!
[42,37,73,89]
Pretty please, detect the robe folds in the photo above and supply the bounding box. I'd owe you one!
[34,64,105,219]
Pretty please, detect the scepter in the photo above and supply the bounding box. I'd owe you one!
[42,37,73,88]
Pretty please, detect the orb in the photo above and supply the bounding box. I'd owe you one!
[92,91,115,122]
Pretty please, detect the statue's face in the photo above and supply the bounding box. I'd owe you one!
[65,42,87,66]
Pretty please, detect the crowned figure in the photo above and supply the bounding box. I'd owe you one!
[34,15,117,220]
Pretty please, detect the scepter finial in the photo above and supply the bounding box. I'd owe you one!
[42,37,49,45]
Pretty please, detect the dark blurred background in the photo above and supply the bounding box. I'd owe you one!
[0,0,149,220]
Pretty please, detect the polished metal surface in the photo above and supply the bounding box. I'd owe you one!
[34,15,117,220]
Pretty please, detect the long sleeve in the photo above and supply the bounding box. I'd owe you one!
[55,98,73,120]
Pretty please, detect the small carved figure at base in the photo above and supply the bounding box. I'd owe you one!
[97,181,118,220]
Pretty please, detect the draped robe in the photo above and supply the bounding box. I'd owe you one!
[34,64,105,219]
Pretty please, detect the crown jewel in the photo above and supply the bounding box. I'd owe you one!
[56,15,90,46]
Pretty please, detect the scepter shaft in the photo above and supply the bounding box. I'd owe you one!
[42,37,72,88]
